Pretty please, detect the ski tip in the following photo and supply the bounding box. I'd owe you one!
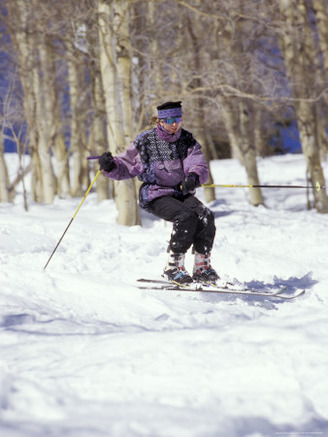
[284,289,306,299]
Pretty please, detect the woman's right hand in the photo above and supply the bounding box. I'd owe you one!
[99,152,116,172]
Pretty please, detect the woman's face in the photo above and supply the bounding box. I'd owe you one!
[160,117,182,134]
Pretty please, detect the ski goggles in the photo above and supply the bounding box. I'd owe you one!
[161,117,182,125]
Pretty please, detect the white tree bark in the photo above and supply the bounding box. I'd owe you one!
[186,8,215,203]
[220,98,264,206]
[313,0,328,76]
[40,37,70,199]
[90,69,111,202]
[34,34,57,203]
[67,49,83,197]
[13,0,43,203]
[278,0,328,212]
[0,131,10,202]
[98,0,139,226]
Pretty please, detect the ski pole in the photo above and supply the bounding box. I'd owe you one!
[202,182,325,192]
[43,169,102,270]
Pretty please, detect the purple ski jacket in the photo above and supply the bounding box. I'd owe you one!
[103,125,209,209]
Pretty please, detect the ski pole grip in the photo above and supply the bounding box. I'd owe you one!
[87,155,101,160]
[316,182,326,192]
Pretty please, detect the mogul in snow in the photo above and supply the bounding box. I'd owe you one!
[99,101,218,285]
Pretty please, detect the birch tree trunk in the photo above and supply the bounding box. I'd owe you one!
[11,0,43,203]
[34,32,57,203]
[149,2,164,105]
[90,66,111,201]
[67,47,83,197]
[193,111,215,202]
[42,38,70,199]
[53,135,71,199]
[239,102,263,206]
[312,0,328,160]
[213,2,263,207]
[98,0,139,226]
[186,9,215,203]
[0,131,10,202]
[313,0,328,76]
[115,0,140,224]
[220,98,264,206]
[253,109,265,157]
[278,0,328,213]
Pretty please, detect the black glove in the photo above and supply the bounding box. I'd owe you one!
[181,173,199,193]
[99,152,116,172]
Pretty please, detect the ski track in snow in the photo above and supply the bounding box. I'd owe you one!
[0,154,328,437]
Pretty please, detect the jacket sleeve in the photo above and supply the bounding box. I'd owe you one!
[102,142,144,180]
[183,140,209,185]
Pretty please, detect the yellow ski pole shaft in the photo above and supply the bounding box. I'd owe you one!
[202,182,325,192]
[43,169,102,270]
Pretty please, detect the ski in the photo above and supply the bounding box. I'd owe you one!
[137,278,306,299]
[137,277,283,293]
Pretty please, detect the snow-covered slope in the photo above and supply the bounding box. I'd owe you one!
[1,154,327,437]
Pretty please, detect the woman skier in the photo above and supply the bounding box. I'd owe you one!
[99,101,218,285]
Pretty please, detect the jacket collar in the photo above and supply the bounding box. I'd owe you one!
[156,124,182,143]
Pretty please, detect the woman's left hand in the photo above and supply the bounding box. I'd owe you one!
[182,173,199,192]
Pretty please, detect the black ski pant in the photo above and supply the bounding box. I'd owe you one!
[147,195,216,255]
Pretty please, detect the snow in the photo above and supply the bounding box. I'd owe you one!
[1,153,328,437]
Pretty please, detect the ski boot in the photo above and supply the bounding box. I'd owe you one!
[192,251,219,283]
[163,251,193,285]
